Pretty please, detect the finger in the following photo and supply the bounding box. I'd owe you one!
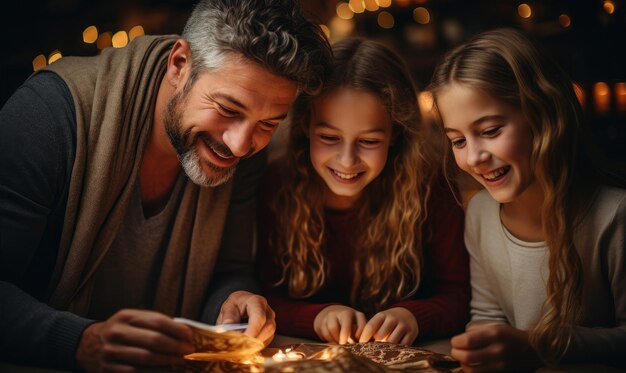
[327,316,340,344]
[103,322,194,356]
[373,317,396,342]
[242,299,268,339]
[219,303,243,325]
[450,346,492,366]
[386,323,407,344]
[400,332,415,346]
[256,311,276,346]
[101,343,185,367]
[451,328,493,350]
[338,312,354,345]
[359,314,385,343]
[318,323,333,343]
[116,310,192,342]
[354,312,367,340]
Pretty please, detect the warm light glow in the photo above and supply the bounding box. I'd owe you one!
[329,16,355,37]
[112,31,129,48]
[413,7,430,24]
[377,11,394,29]
[615,82,626,112]
[573,83,585,108]
[32,54,47,71]
[594,82,610,114]
[48,50,63,64]
[518,4,532,19]
[348,0,365,13]
[336,2,354,19]
[272,348,304,362]
[363,0,379,12]
[128,25,145,41]
[320,24,331,39]
[83,25,98,44]
[558,14,571,28]
[418,91,434,115]
[376,0,392,8]
[97,32,112,50]
[395,0,411,5]
[603,0,616,14]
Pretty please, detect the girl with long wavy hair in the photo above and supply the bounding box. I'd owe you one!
[256,38,470,346]
[429,28,626,371]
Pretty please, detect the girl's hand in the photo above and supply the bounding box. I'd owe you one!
[450,322,542,372]
[358,307,418,346]
[313,305,367,344]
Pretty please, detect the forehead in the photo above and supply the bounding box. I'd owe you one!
[437,84,512,127]
[312,88,391,132]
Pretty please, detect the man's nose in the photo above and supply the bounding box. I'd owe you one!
[223,122,255,158]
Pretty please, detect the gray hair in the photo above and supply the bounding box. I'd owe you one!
[182,0,331,95]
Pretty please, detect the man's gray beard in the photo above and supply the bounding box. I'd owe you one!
[164,86,237,188]
[179,147,236,187]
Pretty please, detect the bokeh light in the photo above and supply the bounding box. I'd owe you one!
[336,2,354,20]
[377,11,394,29]
[128,25,145,41]
[413,7,431,24]
[48,50,63,64]
[112,31,129,48]
[518,4,532,18]
[83,25,98,44]
[32,54,47,71]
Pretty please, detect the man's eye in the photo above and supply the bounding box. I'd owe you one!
[259,121,278,131]
[217,104,238,117]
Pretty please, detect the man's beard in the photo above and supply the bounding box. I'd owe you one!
[163,87,237,187]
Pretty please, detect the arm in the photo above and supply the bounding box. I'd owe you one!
[0,72,93,370]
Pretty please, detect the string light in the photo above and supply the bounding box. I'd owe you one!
[32,54,47,71]
[413,7,431,24]
[48,50,63,64]
[558,14,571,28]
[83,26,98,44]
[112,31,129,48]
[97,32,112,50]
[376,0,392,7]
[518,3,532,19]
[377,11,394,29]
[603,0,616,14]
[336,2,354,20]
[363,0,379,12]
[128,25,145,41]
[348,0,365,13]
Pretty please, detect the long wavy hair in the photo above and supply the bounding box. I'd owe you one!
[429,28,595,364]
[270,38,434,316]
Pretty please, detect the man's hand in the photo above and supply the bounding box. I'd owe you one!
[358,307,418,346]
[450,322,543,372]
[216,290,275,346]
[313,305,367,344]
[76,309,194,373]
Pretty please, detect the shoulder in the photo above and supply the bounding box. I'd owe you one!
[583,186,626,228]
[466,189,497,220]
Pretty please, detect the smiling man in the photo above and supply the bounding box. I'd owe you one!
[0,0,331,371]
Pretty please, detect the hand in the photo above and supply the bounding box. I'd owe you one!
[217,290,275,346]
[75,309,194,373]
[358,307,418,345]
[313,305,366,344]
[450,322,542,372]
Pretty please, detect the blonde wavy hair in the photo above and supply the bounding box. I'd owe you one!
[270,38,434,316]
[429,28,597,364]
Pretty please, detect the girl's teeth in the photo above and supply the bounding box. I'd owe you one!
[484,167,509,180]
[333,170,358,180]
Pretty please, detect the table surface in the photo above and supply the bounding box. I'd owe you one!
[1,335,623,373]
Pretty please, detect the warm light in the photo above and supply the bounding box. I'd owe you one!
[32,54,47,71]
[518,4,532,19]
[558,14,571,28]
[348,0,365,13]
[329,16,355,38]
[320,24,331,39]
[112,31,129,48]
[594,82,610,114]
[376,0,392,7]
[48,50,63,64]
[603,0,616,14]
[83,25,98,44]
[128,25,145,41]
[336,2,354,19]
[97,32,112,50]
[272,348,304,362]
[418,91,434,115]
[377,11,394,29]
[395,0,411,5]
[573,83,585,108]
[363,0,379,12]
[615,82,626,112]
[413,7,431,24]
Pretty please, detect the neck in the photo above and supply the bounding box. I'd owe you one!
[500,181,545,242]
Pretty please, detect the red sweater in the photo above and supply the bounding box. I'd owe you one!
[256,171,470,342]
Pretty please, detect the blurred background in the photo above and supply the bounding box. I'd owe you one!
[1,0,625,163]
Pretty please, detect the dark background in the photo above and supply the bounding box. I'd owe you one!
[1,0,625,163]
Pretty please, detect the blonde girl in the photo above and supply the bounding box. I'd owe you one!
[430,28,626,371]
[256,38,470,346]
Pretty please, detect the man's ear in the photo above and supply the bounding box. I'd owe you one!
[165,39,192,89]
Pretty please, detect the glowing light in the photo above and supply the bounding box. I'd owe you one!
[329,16,355,37]
[559,14,571,28]
[377,11,394,29]
[48,50,63,64]
[603,0,615,14]
[518,4,532,19]
[376,0,392,7]
[418,91,434,115]
[395,0,411,5]
[83,25,98,44]
[594,82,610,114]
[128,25,145,41]
[363,0,379,11]
[615,82,626,112]
[112,31,129,48]
[320,24,331,39]
[272,348,304,362]
[97,32,112,50]
[336,2,354,19]
[32,54,47,71]
[413,7,431,24]
[348,0,365,13]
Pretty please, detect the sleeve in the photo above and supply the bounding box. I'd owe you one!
[0,72,94,370]
[562,192,626,368]
[201,149,268,324]
[390,181,471,340]
[464,194,509,325]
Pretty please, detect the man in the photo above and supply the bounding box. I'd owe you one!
[0,0,331,371]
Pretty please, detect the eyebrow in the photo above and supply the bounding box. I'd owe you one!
[315,121,387,135]
[213,93,288,121]
[444,114,506,133]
